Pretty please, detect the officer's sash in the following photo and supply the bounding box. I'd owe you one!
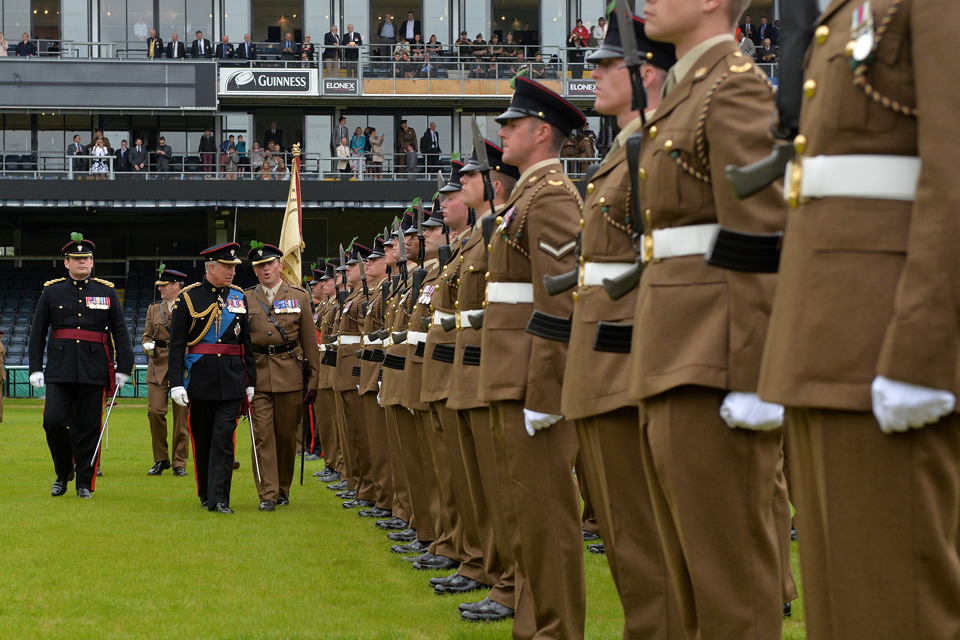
[183,288,245,389]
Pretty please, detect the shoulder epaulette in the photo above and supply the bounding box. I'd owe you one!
[181,282,201,292]
[244,285,257,291]
[92,277,115,288]
[44,277,66,286]
[290,285,307,293]
[228,284,245,293]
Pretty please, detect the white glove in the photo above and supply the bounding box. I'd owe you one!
[523,409,562,437]
[246,386,255,403]
[142,341,155,356]
[171,386,189,406]
[871,375,956,434]
[29,372,44,388]
[720,391,784,431]
[115,372,130,387]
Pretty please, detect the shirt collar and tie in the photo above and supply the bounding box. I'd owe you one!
[661,33,734,98]
[264,283,282,303]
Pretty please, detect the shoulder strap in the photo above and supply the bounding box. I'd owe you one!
[626,133,644,236]
[256,297,291,343]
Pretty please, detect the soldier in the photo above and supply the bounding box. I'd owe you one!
[244,243,320,511]
[316,262,346,485]
[169,242,256,514]
[758,2,960,639]
[478,78,588,638]
[397,120,418,172]
[0,330,6,422]
[629,0,789,637]
[563,12,685,639]
[143,266,191,477]
[304,264,326,461]
[29,234,133,498]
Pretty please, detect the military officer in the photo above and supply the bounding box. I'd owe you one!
[758,2,960,639]
[244,243,320,511]
[477,78,588,638]
[29,234,133,498]
[169,242,256,514]
[629,1,789,637]
[143,266,191,477]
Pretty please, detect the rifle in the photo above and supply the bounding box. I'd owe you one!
[336,243,349,319]
[470,117,500,223]
[358,250,370,315]
[409,200,427,315]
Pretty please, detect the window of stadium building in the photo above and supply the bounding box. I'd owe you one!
[1,0,31,40]
[97,0,211,46]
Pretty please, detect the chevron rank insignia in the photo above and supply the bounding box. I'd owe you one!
[538,238,577,260]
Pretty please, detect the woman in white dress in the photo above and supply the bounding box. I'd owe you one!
[89,138,109,180]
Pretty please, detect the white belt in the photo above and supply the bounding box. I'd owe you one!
[582,262,635,286]
[362,335,383,346]
[405,331,428,345]
[338,335,361,345]
[641,224,719,263]
[486,282,534,304]
[458,310,484,327]
[320,343,329,352]
[787,154,921,202]
[433,310,455,326]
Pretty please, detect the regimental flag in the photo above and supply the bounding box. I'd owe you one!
[279,145,305,287]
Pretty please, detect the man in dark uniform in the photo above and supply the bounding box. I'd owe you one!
[29,233,133,498]
[168,242,256,514]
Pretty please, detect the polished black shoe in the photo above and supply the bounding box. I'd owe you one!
[277,493,290,506]
[327,480,348,490]
[458,596,491,613]
[388,528,419,542]
[232,460,240,470]
[783,602,792,618]
[436,575,486,595]
[173,467,188,477]
[76,488,92,499]
[147,459,172,476]
[335,489,355,499]
[212,503,234,514]
[588,543,605,555]
[200,499,209,509]
[790,527,797,541]
[430,572,460,587]
[377,517,408,531]
[351,499,375,508]
[391,540,428,554]
[403,551,434,564]
[342,499,368,509]
[259,500,276,512]
[462,600,515,622]
[413,554,460,571]
[359,507,391,518]
[51,479,69,497]
[582,530,601,541]
[321,471,342,483]
[96,468,102,477]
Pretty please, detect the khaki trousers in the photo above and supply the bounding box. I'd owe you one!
[148,379,190,466]
[335,389,366,494]
[315,389,341,471]
[382,404,412,524]
[362,392,394,511]
[787,407,960,640]
[251,390,301,502]
[389,405,429,536]
[640,386,782,640]
[491,400,585,640]
[415,408,459,559]
[576,453,601,537]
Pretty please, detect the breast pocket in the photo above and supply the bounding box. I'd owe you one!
[54,302,76,325]
[644,129,705,215]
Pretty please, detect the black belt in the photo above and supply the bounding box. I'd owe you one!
[359,349,373,361]
[462,345,481,367]
[251,339,299,355]
[378,370,383,382]
[321,351,338,367]
[351,366,362,377]
[383,353,406,370]
[593,322,633,354]
[431,343,456,364]
[525,310,571,343]
[704,227,782,273]
[371,349,385,363]
[154,340,169,348]
[414,342,425,358]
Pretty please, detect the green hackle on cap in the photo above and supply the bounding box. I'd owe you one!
[249,240,264,251]
[509,66,529,89]
[70,232,84,244]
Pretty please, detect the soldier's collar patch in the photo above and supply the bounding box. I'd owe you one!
[538,238,577,260]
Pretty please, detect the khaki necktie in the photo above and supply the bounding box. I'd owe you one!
[661,67,678,100]
[266,288,275,304]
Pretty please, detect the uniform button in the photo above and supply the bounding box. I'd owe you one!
[495,216,503,225]
[598,196,605,204]
[59,306,63,309]
[793,135,807,154]
[268,331,272,335]
[845,40,856,58]
[664,140,673,151]
[218,354,221,357]
[580,218,584,229]
[572,291,579,302]
[815,25,829,44]
[639,168,647,180]
[468,266,474,271]
[587,182,594,194]
[804,79,817,99]
[455,301,459,309]
[487,244,492,253]
[78,313,81,316]
[76,339,80,343]
[649,126,657,139]
[485,272,489,281]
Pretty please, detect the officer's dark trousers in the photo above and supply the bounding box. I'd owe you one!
[43,382,104,491]
[189,398,241,508]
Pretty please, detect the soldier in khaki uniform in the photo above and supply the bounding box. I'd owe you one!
[142,267,191,476]
[397,120,418,172]
[0,331,6,422]
[562,14,685,640]
[759,2,960,639]
[630,1,789,637]
[478,77,588,639]
[244,243,319,511]
[308,264,336,478]
[317,263,346,486]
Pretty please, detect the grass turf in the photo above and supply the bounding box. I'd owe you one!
[0,399,807,639]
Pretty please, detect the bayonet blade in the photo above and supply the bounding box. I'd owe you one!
[398,230,407,260]
[416,203,424,236]
[615,0,640,70]
[358,250,366,275]
[339,243,346,267]
[470,117,490,172]
[437,171,446,201]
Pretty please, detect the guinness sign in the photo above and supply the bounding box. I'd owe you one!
[219,69,319,96]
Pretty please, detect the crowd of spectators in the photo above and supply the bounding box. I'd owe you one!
[736,15,780,64]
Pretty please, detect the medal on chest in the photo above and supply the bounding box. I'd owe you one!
[273,299,300,313]
[418,284,436,305]
[85,296,110,310]
[497,206,517,234]
[226,297,246,313]
[849,1,875,64]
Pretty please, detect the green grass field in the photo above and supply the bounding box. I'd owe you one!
[0,399,807,639]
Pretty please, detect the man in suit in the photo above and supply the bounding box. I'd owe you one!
[215,35,234,60]
[279,32,297,60]
[69,135,88,176]
[114,140,131,174]
[342,25,362,77]
[331,117,348,172]
[143,267,190,476]
[757,38,776,63]
[237,33,257,61]
[147,29,163,60]
[155,137,171,174]
[760,2,960,639]
[166,33,186,59]
[323,25,340,77]
[396,119,417,173]
[29,235,133,498]
[401,11,421,43]
[757,16,775,45]
[130,137,149,175]
[264,122,283,150]
[376,14,396,59]
[198,129,216,174]
[16,32,36,57]
[419,122,441,173]
[85,129,113,154]
[169,243,256,514]
[244,243,319,510]
[737,31,755,58]
[739,14,758,45]
[191,30,211,58]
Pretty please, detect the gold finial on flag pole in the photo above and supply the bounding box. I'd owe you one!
[292,143,301,158]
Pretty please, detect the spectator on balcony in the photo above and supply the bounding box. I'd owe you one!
[323,26,340,77]
[275,156,290,180]
[280,32,296,60]
[224,144,239,180]
[531,51,546,78]
[567,32,585,79]
[264,123,283,150]
[590,17,605,47]
[740,14,758,46]
[191,30,212,58]
[368,127,384,177]
[16,33,36,57]
[404,143,418,179]
[342,25,361,77]
[115,140,131,175]
[455,31,472,61]
[215,35,235,60]
[488,35,503,58]
[502,33,522,60]
[250,142,264,174]
[147,29,163,60]
[394,35,411,58]
[199,129,216,174]
[0,33,8,57]
[758,16,776,45]
[410,34,425,63]
[350,127,366,163]
[469,54,486,78]
[155,137,171,174]
[134,16,148,41]
[510,53,527,76]
[70,135,88,176]
[300,34,316,64]
[89,139,109,180]
[418,51,435,77]
[166,33,186,59]
[486,55,499,78]
[237,34,257,61]
[376,14,396,59]
[471,34,488,58]
[219,134,234,171]
[420,121,441,172]
[336,137,351,179]
[131,138,148,175]
[402,11,420,42]
[571,19,589,44]
[85,129,113,154]
[235,135,248,174]
[758,38,777,63]
[576,128,596,173]
[425,35,441,59]
[737,31,756,59]
[397,120,417,172]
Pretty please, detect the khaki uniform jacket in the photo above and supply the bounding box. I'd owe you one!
[0,340,6,382]
[422,236,467,403]
[448,213,494,411]
[760,0,959,410]
[478,162,582,413]
[402,258,439,411]
[143,300,175,386]
[379,282,413,407]
[318,297,339,390]
[333,288,363,393]
[399,127,418,152]
[629,40,784,401]
[562,143,639,420]
[245,283,320,394]
[358,276,389,395]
